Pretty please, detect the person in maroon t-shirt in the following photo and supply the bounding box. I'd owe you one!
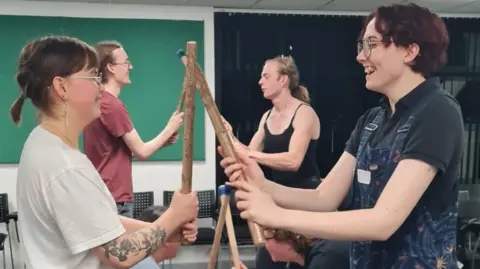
[83,40,183,218]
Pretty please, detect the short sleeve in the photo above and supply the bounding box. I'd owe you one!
[399,96,463,173]
[100,100,134,137]
[344,108,378,157]
[46,167,125,255]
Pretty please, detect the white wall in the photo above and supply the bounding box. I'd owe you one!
[0,1,216,267]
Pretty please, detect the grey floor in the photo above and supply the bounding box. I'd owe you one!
[165,244,257,269]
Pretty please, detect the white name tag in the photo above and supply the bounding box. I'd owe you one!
[357,169,371,185]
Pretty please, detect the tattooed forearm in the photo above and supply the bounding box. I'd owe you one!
[101,226,167,262]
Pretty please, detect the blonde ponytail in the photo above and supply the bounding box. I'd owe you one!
[292,85,310,103]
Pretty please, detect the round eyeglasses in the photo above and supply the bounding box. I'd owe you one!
[357,39,383,58]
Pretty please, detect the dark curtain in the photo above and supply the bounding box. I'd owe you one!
[214,12,480,188]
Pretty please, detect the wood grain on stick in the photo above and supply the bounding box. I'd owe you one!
[178,48,265,246]
[208,196,228,269]
[181,41,197,194]
[176,85,186,113]
[224,196,241,269]
[207,189,242,269]
[177,52,202,112]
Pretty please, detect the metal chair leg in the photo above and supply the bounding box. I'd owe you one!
[14,221,19,243]
[3,249,6,269]
[6,225,14,269]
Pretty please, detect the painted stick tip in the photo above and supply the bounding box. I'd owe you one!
[218,184,231,196]
[176,49,186,58]
[187,41,197,45]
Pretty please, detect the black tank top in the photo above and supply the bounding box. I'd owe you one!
[262,103,320,188]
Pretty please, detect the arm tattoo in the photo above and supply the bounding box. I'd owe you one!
[101,226,167,262]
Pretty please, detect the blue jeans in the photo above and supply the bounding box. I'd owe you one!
[116,201,134,218]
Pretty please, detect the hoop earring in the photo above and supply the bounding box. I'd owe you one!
[64,101,68,129]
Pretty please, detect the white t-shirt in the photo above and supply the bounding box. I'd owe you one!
[16,126,125,269]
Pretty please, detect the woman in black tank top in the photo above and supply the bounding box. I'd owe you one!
[261,103,320,189]
[224,55,322,269]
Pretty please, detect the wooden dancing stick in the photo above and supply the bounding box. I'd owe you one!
[208,185,241,269]
[176,46,266,246]
[176,49,202,113]
[180,42,197,194]
[176,81,186,113]
[176,42,197,247]
[175,50,188,113]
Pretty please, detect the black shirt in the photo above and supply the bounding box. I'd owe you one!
[302,239,350,269]
[345,77,464,218]
[263,103,321,188]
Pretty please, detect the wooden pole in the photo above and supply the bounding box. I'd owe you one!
[208,185,241,269]
[176,46,265,246]
[180,42,197,194]
[176,84,186,113]
[177,43,197,246]
[176,49,201,112]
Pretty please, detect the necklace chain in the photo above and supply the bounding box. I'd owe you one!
[41,123,77,149]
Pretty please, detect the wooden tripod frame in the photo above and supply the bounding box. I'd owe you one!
[176,41,266,269]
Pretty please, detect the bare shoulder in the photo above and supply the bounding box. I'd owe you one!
[292,103,320,138]
[259,109,271,125]
[294,103,320,124]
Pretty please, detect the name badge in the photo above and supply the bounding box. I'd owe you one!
[357,169,371,185]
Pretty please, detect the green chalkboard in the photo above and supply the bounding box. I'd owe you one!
[0,15,206,163]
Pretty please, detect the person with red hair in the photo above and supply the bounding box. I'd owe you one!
[221,3,464,269]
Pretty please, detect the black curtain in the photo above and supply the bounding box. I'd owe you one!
[214,12,480,188]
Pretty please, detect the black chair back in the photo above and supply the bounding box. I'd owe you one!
[163,190,216,219]
[133,191,154,219]
[0,194,9,223]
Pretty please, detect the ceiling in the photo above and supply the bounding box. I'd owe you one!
[24,0,480,15]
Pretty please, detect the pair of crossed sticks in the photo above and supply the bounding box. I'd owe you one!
[175,41,266,269]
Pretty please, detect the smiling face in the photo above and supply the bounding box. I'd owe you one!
[108,47,133,86]
[51,66,103,125]
[356,18,420,93]
[11,36,102,128]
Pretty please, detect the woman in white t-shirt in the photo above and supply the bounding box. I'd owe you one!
[10,36,198,269]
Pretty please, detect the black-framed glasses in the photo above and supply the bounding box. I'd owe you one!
[357,39,384,58]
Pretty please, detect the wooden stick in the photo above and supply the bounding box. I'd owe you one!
[180,42,197,194]
[176,85,186,113]
[208,192,228,269]
[224,189,241,269]
[181,59,266,246]
[208,185,241,269]
[176,49,201,112]
[176,50,188,112]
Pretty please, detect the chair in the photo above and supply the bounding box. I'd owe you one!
[163,190,216,244]
[133,191,154,219]
[8,212,19,242]
[0,233,6,269]
[0,193,15,269]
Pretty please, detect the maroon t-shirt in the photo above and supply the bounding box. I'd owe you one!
[83,91,134,203]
